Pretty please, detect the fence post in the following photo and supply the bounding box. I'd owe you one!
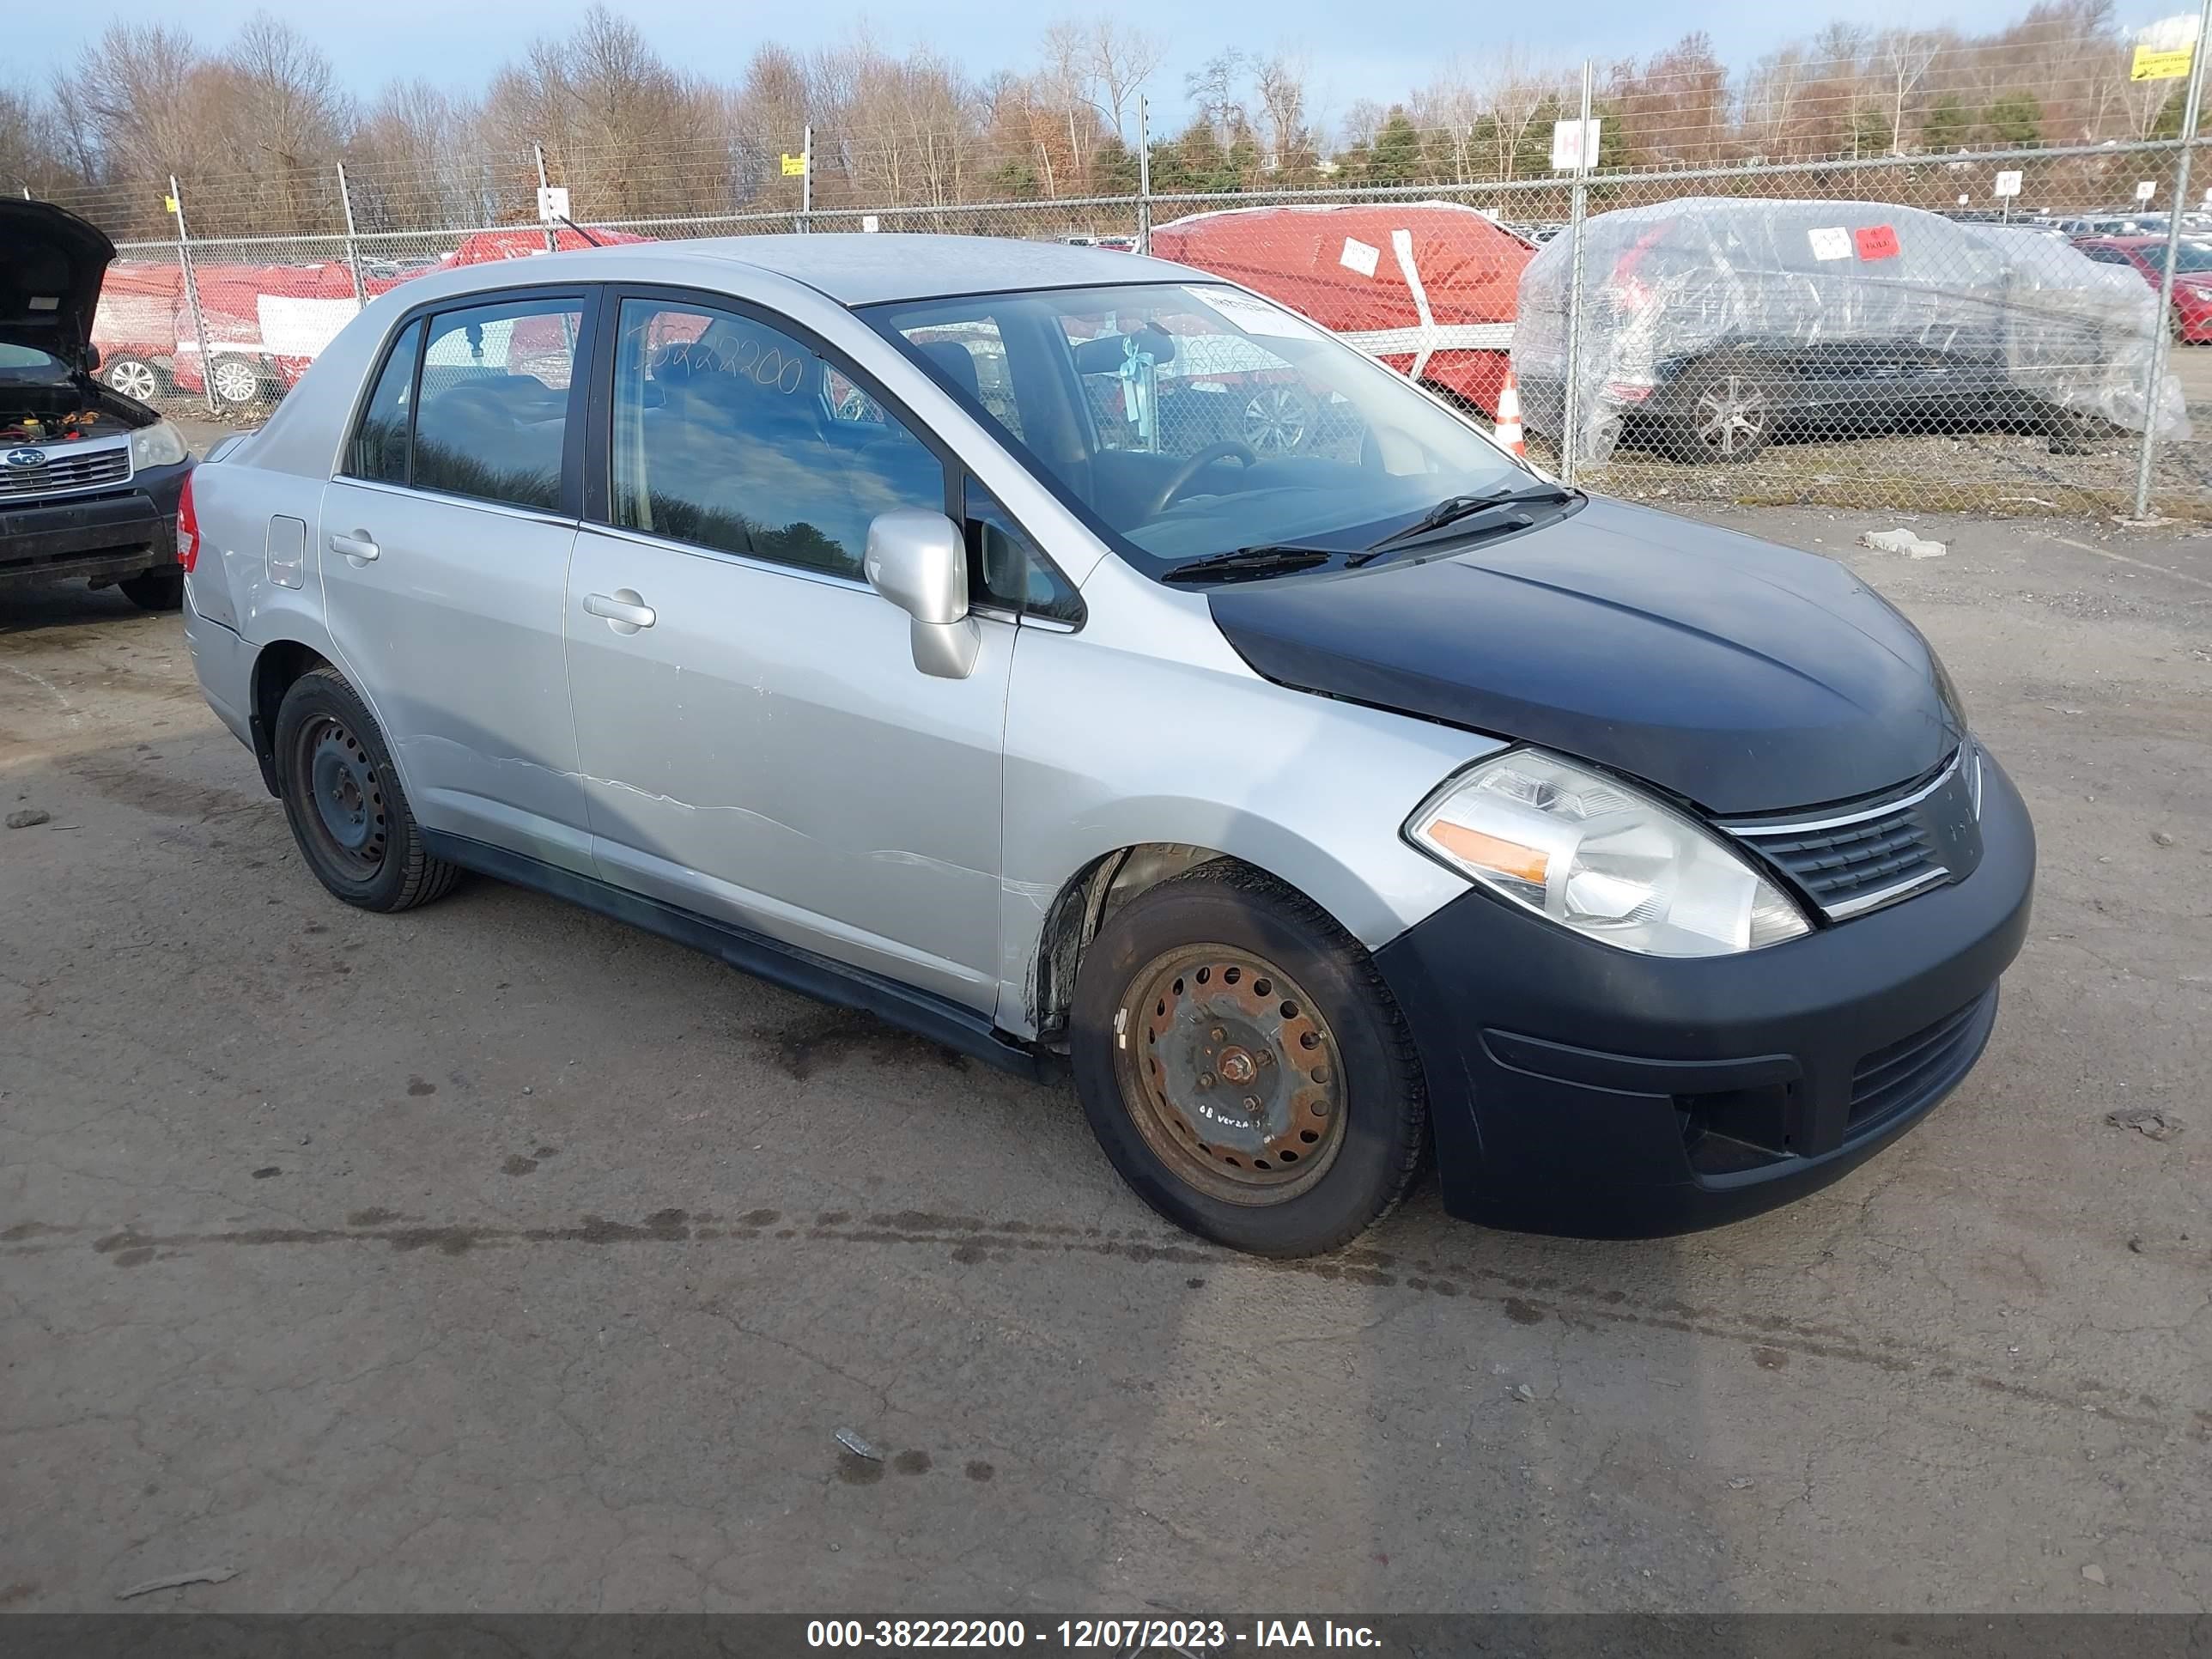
[1559,59,1594,486]
[534,143,557,253]
[1136,95,1153,255]
[336,162,367,312]
[171,174,217,416]
[2133,0,2212,520]
[799,125,813,234]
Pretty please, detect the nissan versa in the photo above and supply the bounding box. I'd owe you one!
[178,237,2034,1257]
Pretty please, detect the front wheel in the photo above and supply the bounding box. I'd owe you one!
[272,667,459,912]
[208,356,266,407]
[1068,863,1429,1256]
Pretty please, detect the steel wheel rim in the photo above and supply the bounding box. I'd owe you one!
[295,715,387,878]
[1243,385,1310,453]
[110,362,159,400]
[1112,945,1347,1206]
[1693,374,1766,456]
[212,362,258,404]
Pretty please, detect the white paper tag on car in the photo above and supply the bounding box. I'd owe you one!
[1340,237,1382,277]
[1183,284,1322,340]
[1807,227,1852,261]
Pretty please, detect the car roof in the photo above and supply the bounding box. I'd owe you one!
[465,233,1194,307]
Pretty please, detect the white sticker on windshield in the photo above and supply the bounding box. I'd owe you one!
[1340,237,1381,277]
[1807,226,1852,261]
[1182,284,1322,340]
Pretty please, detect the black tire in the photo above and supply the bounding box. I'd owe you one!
[118,568,184,611]
[272,666,459,913]
[1658,356,1775,463]
[1068,862,1429,1256]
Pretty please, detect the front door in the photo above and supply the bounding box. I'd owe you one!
[320,290,598,871]
[563,294,1012,1008]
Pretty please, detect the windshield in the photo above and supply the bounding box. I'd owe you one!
[2173,241,2212,272]
[0,343,70,374]
[864,282,1528,576]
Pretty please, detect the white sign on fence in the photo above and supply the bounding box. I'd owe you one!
[1550,119,1601,172]
[2136,179,2158,202]
[861,215,879,233]
[536,185,570,222]
[1993,170,2022,198]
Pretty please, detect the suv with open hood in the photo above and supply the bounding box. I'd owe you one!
[2,199,194,610]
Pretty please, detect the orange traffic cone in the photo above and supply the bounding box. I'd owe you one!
[1492,368,1528,460]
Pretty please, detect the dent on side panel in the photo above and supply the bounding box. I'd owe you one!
[993,565,1504,1038]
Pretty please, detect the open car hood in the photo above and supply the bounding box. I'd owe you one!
[1206,496,1963,817]
[0,200,116,366]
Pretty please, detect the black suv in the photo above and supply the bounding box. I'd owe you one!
[2,199,193,609]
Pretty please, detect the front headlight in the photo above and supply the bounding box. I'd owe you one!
[1406,750,1811,957]
[128,421,188,470]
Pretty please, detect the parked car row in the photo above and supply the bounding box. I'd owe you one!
[88,228,647,410]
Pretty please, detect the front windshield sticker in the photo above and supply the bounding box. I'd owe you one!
[1182,284,1322,341]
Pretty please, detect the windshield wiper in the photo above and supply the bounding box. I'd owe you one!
[1348,483,1582,563]
[1160,545,1336,585]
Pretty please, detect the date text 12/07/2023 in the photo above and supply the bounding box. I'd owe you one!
[804,1619,1384,1650]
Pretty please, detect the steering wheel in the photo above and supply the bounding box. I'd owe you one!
[1145,441,1258,518]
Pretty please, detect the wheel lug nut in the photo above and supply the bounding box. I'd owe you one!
[1243,1097,1261,1112]
[1198,1073,1215,1088]
[1210,1027,1226,1042]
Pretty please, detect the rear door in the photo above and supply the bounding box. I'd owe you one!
[319,288,600,872]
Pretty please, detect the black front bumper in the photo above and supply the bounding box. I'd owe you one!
[1373,753,2035,1237]
[0,459,190,592]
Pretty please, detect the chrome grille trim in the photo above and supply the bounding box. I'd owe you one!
[0,436,135,499]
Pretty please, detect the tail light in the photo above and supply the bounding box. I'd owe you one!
[175,471,200,574]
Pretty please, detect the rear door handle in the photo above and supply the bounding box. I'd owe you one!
[330,532,379,562]
[583,590,656,631]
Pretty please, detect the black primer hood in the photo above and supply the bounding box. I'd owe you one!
[1206,496,1963,817]
[0,199,116,366]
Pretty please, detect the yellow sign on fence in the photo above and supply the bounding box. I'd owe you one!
[780,154,807,177]
[2131,42,2194,81]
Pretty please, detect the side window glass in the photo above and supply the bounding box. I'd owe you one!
[967,482,1082,624]
[344,319,421,483]
[412,297,583,511]
[902,321,1023,438]
[611,298,946,580]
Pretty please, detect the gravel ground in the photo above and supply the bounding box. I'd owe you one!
[2,505,2207,1614]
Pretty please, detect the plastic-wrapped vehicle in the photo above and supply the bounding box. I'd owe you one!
[1513,198,2187,463]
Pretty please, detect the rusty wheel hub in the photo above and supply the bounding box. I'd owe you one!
[1114,945,1346,1205]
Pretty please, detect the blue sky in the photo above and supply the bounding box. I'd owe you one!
[11,0,2100,128]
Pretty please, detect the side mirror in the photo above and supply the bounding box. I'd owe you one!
[83,343,102,373]
[864,508,980,680]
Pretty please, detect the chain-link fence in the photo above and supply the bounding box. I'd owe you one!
[92,126,2212,520]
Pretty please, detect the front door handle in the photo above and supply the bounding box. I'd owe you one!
[584,590,656,633]
[331,532,379,563]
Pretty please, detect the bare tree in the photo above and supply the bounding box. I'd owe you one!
[1085,20,1162,140]
[1254,50,1313,173]
[1873,28,1945,155]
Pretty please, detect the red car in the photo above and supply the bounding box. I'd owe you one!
[2072,234,2212,341]
[1148,203,1534,416]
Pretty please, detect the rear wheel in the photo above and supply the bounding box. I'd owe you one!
[272,667,459,912]
[104,358,164,402]
[118,568,183,611]
[1069,863,1428,1257]
[1663,357,1774,462]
